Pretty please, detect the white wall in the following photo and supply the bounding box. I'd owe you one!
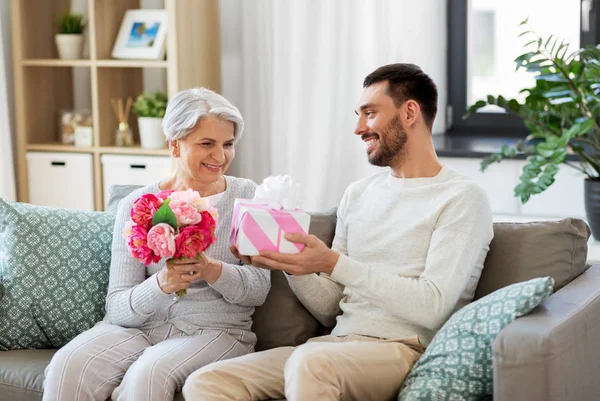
[1,0,15,192]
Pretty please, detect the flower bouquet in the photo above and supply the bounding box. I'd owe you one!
[123,189,218,297]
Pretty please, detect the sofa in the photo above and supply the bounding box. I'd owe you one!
[1,186,599,401]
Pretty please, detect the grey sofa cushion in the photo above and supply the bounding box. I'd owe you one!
[105,184,143,213]
[0,349,56,401]
[0,349,186,401]
[475,218,591,300]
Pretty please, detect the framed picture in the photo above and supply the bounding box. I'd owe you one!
[111,10,168,60]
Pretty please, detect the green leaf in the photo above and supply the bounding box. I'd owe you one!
[564,119,595,140]
[480,153,503,172]
[501,144,518,158]
[542,89,572,98]
[549,97,575,105]
[151,199,178,229]
[535,73,568,82]
[506,99,521,113]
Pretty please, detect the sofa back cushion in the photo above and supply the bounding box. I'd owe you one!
[0,199,114,350]
[475,218,590,299]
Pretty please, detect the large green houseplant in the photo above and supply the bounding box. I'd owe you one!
[466,19,600,239]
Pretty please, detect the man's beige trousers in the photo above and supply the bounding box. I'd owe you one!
[183,334,425,401]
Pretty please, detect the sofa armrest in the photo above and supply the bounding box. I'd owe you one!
[492,265,600,401]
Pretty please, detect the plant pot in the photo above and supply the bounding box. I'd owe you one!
[585,178,600,241]
[138,117,166,149]
[55,34,84,59]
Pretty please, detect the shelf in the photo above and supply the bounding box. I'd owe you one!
[95,60,168,68]
[23,59,92,67]
[26,144,95,153]
[98,146,171,156]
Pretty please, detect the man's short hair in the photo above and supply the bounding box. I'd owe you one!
[363,63,438,129]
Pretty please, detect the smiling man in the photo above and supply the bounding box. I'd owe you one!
[183,63,494,401]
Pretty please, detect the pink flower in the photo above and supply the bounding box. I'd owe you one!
[127,224,161,265]
[168,188,202,205]
[131,194,162,227]
[147,223,176,259]
[175,224,215,259]
[157,189,175,201]
[122,219,135,239]
[199,211,217,236]
[169,200,202,226]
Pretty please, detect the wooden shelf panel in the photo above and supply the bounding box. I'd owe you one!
[98,146,170,156]
[26,143,95,153]
[95,60,168,68]
[23,59,92,67]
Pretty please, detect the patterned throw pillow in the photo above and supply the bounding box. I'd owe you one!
[0,199,115,350]
[399,277,554,401]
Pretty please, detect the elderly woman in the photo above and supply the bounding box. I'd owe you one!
[43,88,270,401]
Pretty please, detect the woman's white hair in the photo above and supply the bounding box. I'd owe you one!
[162,87,244,141]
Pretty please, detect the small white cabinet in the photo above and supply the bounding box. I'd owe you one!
[26,152,94,211]
[101,155,173,208]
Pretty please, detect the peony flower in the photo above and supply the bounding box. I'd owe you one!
[127,224,161,265]
[168,188,202,205]
[147,223,176,259]
[156,189,175,201]
[131,194,162,227]
[122,219,135,239]
[169,200,202,226]
[174,224,216,259]
[199,211,217,235]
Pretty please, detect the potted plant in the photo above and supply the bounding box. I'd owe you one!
[55,11,86,60]
[133,91,168,149]
[466,19,600,239]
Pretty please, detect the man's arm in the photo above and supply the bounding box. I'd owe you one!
[285,273,344,327]
[255,186,493,331]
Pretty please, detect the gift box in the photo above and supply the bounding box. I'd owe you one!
[230,199,311,256]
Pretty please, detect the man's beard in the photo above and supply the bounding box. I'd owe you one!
[367,115,408,167]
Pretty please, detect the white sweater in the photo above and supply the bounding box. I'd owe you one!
[287,166,493,344]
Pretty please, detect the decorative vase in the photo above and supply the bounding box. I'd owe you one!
[138,117,166,149]
[55,34,84,59]
[584,178,600,241]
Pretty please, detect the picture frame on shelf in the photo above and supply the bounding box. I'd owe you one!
[111,10,167,60]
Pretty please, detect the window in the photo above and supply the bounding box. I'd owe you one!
[448,0,599,135]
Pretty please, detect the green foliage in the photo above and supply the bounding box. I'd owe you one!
[151,199,178,229]
[57,11,86,34]
[465,20,600,203]
[133,92,168,118]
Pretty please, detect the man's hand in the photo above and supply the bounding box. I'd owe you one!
[251,233,339,275]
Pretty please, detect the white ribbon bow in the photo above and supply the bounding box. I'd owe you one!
[253,175,305,210]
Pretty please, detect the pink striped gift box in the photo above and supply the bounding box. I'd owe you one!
[229,199,311,256]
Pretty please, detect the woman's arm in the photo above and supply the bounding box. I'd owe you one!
[209,262,271,306]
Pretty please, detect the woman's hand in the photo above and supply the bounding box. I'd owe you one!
[157,254,223,294]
